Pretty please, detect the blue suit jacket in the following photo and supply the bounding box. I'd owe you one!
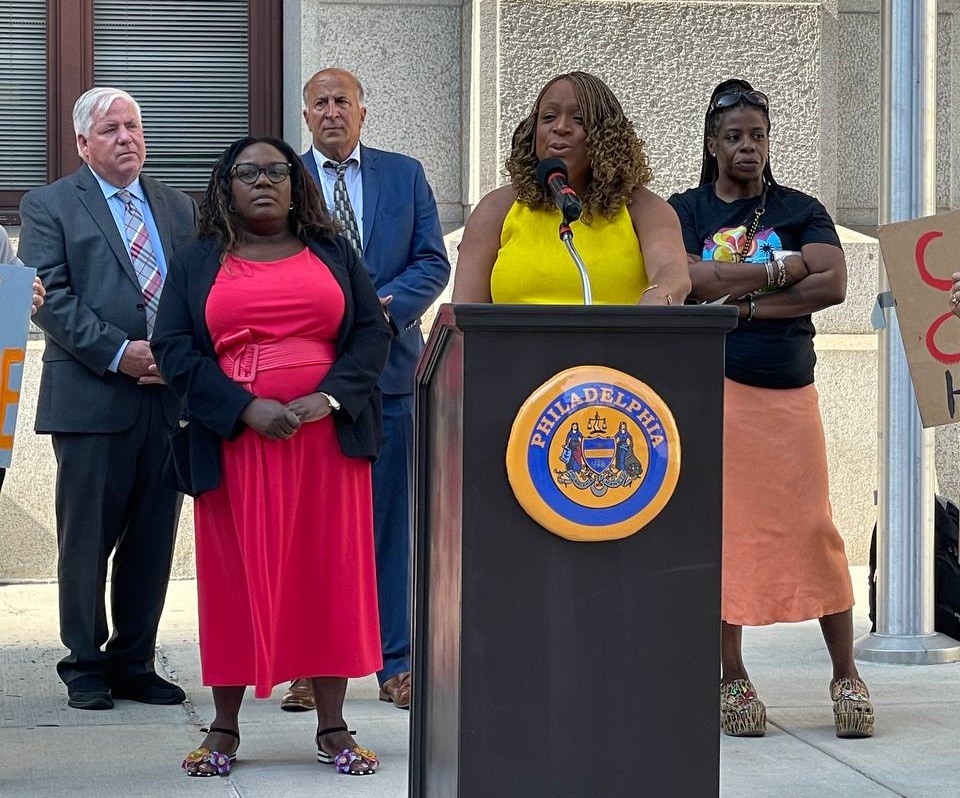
[302,144,450,395]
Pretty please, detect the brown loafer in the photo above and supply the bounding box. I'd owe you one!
[378,671,411,710]
[280,678,315,712]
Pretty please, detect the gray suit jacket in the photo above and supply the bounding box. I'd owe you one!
[18,165,197,434]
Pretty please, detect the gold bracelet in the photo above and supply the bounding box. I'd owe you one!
[641,284,673,305]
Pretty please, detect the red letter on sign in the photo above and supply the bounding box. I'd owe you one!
[916,230,951,290]
[926,313,960,364]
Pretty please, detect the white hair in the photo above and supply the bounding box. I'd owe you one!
[73,87,142,150]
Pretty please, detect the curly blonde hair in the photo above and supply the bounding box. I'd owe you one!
[505,71,652,223]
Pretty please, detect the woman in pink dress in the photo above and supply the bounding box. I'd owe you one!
[153,136,392,777]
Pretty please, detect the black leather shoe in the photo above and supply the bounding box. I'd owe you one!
[67,675,114,710]
[109,672,185,705]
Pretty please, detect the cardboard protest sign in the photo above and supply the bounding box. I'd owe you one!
[0,264,36,467]
[879,210,960,428]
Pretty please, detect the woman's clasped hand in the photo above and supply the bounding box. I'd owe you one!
[240,393,337,439]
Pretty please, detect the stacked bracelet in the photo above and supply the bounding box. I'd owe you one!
[763,260,775,289]
[745,294,756,321]
[774,258,787,288]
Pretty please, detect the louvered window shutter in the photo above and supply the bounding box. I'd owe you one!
[93,0,249,192]
[0,1,46,190]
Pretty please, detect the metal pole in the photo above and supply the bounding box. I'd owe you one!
[854,0,960,664]
[559,227,593,305]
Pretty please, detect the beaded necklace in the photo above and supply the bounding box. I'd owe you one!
[735,185,768,263]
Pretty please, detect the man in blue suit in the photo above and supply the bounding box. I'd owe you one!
[280,68,450,712]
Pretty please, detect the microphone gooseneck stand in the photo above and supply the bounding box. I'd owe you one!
[558,221,592,305]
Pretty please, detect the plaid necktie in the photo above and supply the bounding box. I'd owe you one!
[324,159,362,254]
[117,189,162,338]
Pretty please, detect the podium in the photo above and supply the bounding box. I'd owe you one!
[410,304,737,798]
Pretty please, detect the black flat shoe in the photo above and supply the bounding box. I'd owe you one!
[109,672,185,705]
[67,675,113,710]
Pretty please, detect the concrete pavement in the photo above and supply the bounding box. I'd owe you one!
[0,568,957,797]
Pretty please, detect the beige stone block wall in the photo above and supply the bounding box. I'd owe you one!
[816,226,879,334]
[837,0,960,227]
[286,0,467,232]
[0,340,198,581]
[1,342,57,580]
[815,333,878,565]
[473,0,837,212]
[8,0,960,580]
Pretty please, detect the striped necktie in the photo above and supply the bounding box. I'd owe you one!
[117,189,162,338]
[324,159,362,254]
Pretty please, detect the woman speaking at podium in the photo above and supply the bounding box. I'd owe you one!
[452,71,689,305]
[668,79,874,740]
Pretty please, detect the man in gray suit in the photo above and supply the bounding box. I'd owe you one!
[18,87,196,710]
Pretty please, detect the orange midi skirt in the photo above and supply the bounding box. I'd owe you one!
[722,378,854,626]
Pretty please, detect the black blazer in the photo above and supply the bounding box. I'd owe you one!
[152,232,392,487]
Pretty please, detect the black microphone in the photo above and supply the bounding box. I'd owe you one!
[535,158,583,224]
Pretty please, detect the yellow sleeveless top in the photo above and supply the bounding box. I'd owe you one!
[490,202,648,304]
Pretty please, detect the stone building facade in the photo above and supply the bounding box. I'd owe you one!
[4,0,960,578]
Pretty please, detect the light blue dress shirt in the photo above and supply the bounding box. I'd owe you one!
[90,169,169,370]
[311,142,364,246]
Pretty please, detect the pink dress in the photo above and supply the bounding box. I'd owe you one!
[195,248,382,697]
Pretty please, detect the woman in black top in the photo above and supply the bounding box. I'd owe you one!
[669,79,874,740]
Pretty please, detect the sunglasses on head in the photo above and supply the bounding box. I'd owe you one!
[709,88,769,113]
[231,162,292,184]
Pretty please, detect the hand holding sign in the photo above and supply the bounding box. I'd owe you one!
[32,276,45,315]
[950,272,960,318]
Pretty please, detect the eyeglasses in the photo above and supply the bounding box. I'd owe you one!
[231,162,292,184]
[709,88,769,113]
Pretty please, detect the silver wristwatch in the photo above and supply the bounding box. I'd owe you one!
[319,392,341,411]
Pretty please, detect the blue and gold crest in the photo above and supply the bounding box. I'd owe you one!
[506,366,681,542]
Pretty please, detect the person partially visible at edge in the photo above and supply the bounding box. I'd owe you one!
[18,87,196,711]
[950,272,960,316]
[452,70,689,306]
[667,78,874,740]
[282,67,449,715]
[152,136,391,777]
[0,225,45,493]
